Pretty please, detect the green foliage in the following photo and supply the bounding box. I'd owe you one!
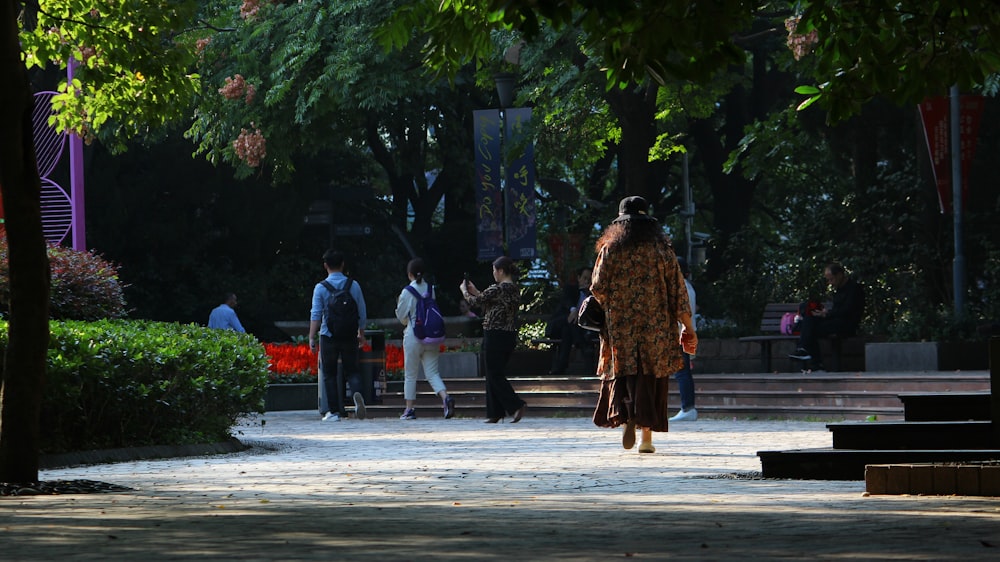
[20,0,200,150]
[0,238,126,321]
[268,372,317,384]
[187,0,444,181]
[886,305,982,343]
[380,0,753,89]
[517,319,548,350]
[796,1,1000,121]
[0,319,269,454]
[384,2,1000,125]
[712,94,1000,339]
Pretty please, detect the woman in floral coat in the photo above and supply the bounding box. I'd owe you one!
[591,196,698,453]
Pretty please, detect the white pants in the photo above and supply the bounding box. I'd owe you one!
[403,334,447,401]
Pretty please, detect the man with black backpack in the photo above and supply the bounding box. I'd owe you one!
[308,249,369,421]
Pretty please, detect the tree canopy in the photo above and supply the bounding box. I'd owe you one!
[381,0,1000,121]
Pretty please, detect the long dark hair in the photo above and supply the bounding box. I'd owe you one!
[596,219,670,253]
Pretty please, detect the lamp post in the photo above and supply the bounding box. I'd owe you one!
[494,72,516,110]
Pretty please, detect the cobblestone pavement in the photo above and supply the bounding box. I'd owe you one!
[3,413,999,560]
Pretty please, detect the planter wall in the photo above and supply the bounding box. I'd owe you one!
[866,341,989,371]
[438,352,480,378]
[265,383,317,411]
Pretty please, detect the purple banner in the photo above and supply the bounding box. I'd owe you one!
[473,110,504,261]
[504,108,536,260]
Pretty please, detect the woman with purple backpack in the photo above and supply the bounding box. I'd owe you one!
[395,258,456,420]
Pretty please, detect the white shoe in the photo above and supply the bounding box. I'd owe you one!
[669,408,697,422]
[322,412,341,421]
[353,392,367,420]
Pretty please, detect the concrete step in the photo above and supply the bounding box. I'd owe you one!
[828,420,995,450]
[758,448,1000,480]
[375,372,991,420]
[899,392,992,421]
[268,371,990,421]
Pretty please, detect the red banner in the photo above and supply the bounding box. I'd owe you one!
[918,96,984,213]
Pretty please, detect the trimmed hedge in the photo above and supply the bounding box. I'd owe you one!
[0,319,269,454]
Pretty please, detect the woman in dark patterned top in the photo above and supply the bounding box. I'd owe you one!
[591,196,698,453]
[461,256,528,423]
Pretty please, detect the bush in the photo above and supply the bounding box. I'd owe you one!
[0,319,269,454]
[0,237,127,320]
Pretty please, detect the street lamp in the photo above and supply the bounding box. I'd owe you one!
[493,72,516,109]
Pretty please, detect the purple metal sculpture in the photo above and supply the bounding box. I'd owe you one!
[31,88,84,249]
[32,91,73,245]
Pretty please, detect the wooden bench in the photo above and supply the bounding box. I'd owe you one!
[740,302,855,373]
[740,303,868,372]
[738,303,800,372]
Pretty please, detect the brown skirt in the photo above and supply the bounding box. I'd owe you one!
[592,375,671,432]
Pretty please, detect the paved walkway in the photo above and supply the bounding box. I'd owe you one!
[3,413,999,560]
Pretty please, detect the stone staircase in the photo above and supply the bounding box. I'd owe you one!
[757,339,999,480]
[366,370,991,421]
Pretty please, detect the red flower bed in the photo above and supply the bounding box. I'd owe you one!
[263,342,317,377]
[386,343,403,372]
[263,342,447,383]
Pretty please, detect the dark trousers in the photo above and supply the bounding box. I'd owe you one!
[550,323,598,375]
[797,316,854,366]
[320,335,363,415]
[482,329,525,419]
[672,353,694,410]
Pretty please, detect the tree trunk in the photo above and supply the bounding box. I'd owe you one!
[605,82,658,204]
[0,0,51,484]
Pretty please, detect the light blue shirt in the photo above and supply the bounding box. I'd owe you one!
[310,272,368,337]
[208,304,245,332]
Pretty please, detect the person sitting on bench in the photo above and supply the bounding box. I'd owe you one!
[548,266,598,376]
[789,262,865,371]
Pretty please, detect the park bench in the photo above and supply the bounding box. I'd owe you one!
[739,303,862,372]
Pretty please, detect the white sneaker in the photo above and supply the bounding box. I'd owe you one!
[322,412,341,421]
[669,408,698,422]
[353,392,367,420]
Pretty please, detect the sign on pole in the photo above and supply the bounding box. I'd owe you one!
[503,107,536,260]
[918,96,984,213]
[472,110,504,261]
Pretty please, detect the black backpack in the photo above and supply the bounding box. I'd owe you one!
[320,278,359,341]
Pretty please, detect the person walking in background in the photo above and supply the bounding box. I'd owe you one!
[208,292,246,333]
[669,257,698,422]
[788,262,865,371]
[461,256,527,424]
[308,249,369,422]
[395,258,456,420]
[591,196,697,453]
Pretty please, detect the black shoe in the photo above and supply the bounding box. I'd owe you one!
[443,396,456,419]
[789,348,812,361]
